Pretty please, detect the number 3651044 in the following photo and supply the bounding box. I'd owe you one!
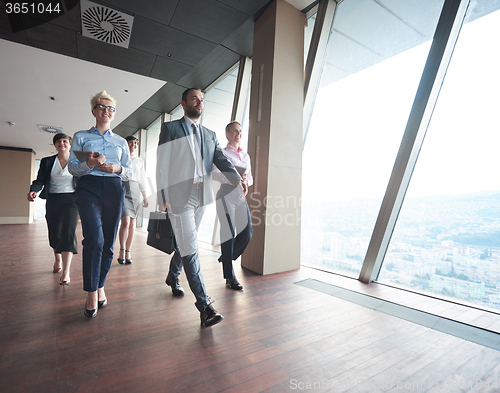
[5,3,62,14]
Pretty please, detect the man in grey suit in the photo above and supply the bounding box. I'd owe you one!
[157,88,247,327]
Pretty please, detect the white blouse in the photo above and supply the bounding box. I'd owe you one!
[124,156,147,192]
[49,157,75,193]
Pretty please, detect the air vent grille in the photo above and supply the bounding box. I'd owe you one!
[38,124,63,134]
[81,0,134,48]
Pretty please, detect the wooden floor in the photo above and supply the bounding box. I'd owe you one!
[2,220,500,393]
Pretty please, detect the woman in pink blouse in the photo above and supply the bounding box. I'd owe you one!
[212,121,253,290]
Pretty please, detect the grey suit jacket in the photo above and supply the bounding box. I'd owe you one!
[156,117,242,207]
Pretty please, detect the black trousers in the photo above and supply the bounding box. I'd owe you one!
[216,184,253,280]
[45,192,78,254]
[75,176,124,292]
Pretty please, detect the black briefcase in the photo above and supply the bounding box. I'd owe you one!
[147,211,176,254]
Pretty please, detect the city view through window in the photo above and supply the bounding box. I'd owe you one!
[301,2,440,277]
[379,5,500,310]
[302,2,500,311]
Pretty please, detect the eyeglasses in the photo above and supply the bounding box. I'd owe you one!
[94,104,116,112]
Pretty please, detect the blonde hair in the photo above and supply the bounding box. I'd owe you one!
[90,90,116,109]
[225,121,241,133]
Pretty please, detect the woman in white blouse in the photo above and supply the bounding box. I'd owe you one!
[212,121,253,290]
[28,133,78,285]
[117,135,148,264]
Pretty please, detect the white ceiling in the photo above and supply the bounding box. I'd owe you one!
[0,0,313,158]
[285,0,315,11]
[0,39,165,157]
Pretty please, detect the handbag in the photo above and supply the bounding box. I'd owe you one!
[147,211,177,254]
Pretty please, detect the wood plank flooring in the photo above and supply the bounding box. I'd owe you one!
[1,220,500,392]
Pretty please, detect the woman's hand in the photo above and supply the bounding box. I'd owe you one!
[241,173,249,186]
[237,180,248,198]
[87,152,106,168]
[27,191,36,202]
[98,163,122,174]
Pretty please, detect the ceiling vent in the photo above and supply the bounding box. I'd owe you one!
[38,124,63,134]
[80,0,134,48]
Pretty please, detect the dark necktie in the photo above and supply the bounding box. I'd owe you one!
[192,124,202,156]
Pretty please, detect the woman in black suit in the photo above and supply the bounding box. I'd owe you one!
[28,133,78,285]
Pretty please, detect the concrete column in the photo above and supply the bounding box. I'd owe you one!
[242,0,304,275]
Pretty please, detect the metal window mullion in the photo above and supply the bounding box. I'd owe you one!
[303,0,337,145]
[231,56,252,124]
[359,0,471,284]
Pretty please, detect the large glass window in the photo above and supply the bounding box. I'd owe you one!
[301,0,444,277]
[170,105,183,121]
[379,2,500,310]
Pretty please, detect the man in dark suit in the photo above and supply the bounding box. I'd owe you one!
[157,88,247,327]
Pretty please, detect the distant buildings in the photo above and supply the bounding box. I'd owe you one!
[301,193,500,310]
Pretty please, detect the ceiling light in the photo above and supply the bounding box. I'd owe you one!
[38,124,63,134]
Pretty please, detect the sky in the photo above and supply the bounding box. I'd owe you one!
[303,6,500,202]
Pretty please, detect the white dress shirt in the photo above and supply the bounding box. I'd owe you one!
[183,116,205,182]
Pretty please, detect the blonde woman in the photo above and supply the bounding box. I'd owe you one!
[68,91,132,318]
[212,121,253,290]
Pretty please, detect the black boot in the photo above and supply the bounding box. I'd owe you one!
[200,303,224,327]
[165,273,184,296]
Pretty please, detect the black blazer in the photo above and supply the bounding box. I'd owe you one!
[30,155,76,199]
[30,155,57,200]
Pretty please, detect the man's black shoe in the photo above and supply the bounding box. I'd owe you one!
[165,274,184,296]
[200,303,224,327]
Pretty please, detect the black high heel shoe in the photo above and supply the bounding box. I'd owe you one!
[118,248,125,264]
[84,307,97,318]
[98,299,108,308]
[124,250,132,265]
